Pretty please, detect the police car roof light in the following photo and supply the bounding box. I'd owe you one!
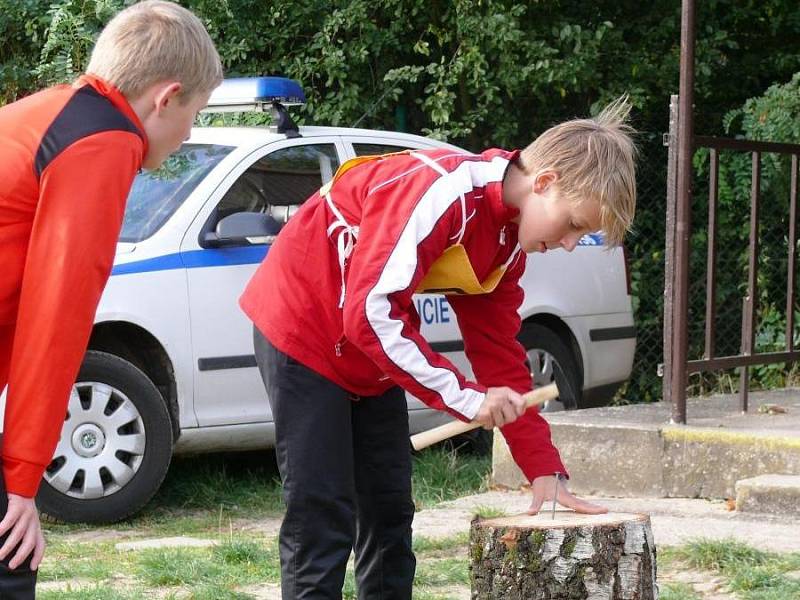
[204,77,306,113]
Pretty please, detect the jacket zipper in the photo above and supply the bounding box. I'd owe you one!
[335,335,348,357]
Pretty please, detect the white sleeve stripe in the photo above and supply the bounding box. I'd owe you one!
[364,156,509,419]
[367,152,475,196]
[367,164,428,196]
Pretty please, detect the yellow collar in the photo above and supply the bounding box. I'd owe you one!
[416,243,513,295]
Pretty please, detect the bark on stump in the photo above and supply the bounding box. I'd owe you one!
[470,512,657,600]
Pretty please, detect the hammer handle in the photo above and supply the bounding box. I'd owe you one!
[410,382,559,452]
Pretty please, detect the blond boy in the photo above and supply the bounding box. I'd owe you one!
[241,98,636,598]
[0,1,222,593]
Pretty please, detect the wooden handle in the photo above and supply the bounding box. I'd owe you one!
[410,382,559,451]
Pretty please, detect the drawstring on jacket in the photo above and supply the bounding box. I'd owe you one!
[324,152,467,309]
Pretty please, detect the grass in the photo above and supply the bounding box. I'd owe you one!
[39,446,488,598]
[38,586,147,600]
[665,538,770,572]
[42,448,800,600]
[135,538,283,588]
[658,582,702,600]
[471,505,508,519]
[173,585,255,600]
[49,445,489,537]
[151,453,285,514]
[136,547,228,586]
[40,520,800,599]
[411,446,491,509]
[46,451,285,537]
[38,533,475,599]
[413,532,469,554]
[660,538,800,599]
[37,541,123,582]
[414,558,469,587]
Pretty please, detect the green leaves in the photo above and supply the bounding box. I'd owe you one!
[34,0,123,88]
[0,0,794,153]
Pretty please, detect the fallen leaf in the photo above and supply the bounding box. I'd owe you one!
[758,404,788,415]
[500,530,519,551]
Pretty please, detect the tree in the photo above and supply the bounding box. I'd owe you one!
[3,0,800,399]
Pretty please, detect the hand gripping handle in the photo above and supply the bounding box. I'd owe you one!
[410,382,560,452]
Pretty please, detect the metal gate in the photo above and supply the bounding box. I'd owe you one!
[663,94,800,423]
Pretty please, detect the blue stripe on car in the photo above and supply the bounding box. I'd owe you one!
[112,246,269,276]
[114,234,603,277]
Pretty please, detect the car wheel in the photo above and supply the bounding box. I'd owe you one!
[518,323,582,411]
[36,351,174,523]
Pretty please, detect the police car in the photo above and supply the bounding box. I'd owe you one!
[6,78,636,522]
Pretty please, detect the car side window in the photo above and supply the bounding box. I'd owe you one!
[215,143,340,224]
[352,143,414,156]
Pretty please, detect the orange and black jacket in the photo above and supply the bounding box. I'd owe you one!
[0,74,147,497]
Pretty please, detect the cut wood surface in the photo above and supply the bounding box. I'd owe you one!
[470,511,657,600]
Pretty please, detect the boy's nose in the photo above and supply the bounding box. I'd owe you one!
[561,235,580,252]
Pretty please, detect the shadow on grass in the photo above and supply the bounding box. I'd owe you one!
[44,450,284,536]
[46,441,492,537]
[152,451,284,514]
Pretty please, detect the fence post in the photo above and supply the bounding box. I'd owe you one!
[663,95,679,411]
[787,155,798,354]
[739,152,761,412]
[669,0,697,424]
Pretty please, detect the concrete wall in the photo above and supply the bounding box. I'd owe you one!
[493,423,800,499]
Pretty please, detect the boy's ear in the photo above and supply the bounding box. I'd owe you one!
[532,170,558,194]
[153,82,183,113]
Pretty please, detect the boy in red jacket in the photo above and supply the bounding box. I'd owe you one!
[241,98,637,599]
[0,2,221,595]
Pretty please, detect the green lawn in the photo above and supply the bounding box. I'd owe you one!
[659,539,800,600]
[39,446,488,599]
[41,532,800,599]
[39,449,800,599]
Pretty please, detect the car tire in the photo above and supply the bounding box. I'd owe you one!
[518,322,582,411]
[36,351,174,523]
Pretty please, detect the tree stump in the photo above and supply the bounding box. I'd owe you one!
[470,512,657,600]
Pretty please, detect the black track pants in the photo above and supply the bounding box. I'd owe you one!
[254,328,416,600]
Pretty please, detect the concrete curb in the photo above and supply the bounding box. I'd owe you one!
[735,474,800,517]
[493,398,800,499]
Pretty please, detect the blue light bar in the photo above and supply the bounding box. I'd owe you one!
[205,76,306,112]
[578,233,605,246]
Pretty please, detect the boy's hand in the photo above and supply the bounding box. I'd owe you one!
[0,493,45,570]
[527,474,608,515]
[475,387,526,429]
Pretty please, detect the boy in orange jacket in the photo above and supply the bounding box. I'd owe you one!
[0,2,222,594]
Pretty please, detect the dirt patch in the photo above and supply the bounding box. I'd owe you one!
[37,578,96,592]
[56,528,147,544]
[231,516,283,537]
[659,560,735,599]
[426,584,470,599]
[237,582,283,599]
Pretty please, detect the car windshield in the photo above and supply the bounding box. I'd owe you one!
[119,143,233,242]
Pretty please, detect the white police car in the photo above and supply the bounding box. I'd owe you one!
[12,78,636,522]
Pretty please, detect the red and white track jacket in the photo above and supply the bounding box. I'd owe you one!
[240,147,566,482]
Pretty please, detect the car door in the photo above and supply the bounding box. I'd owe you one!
[180,137,344,426]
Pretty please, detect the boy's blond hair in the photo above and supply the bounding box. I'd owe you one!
[519,97,637,246]
[87,0,223,102]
